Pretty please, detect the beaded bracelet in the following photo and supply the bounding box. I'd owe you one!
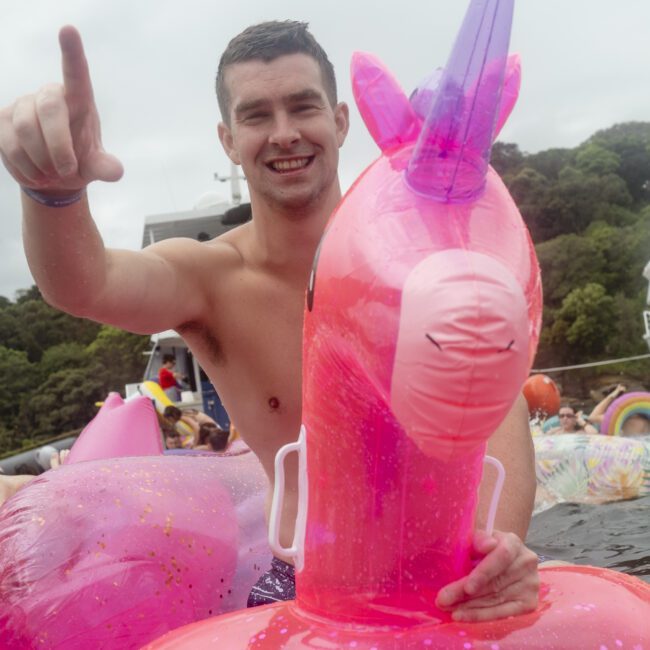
[21,186,86,208]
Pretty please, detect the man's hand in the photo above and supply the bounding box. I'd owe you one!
[435,529,539,622]
[0,26,122,192]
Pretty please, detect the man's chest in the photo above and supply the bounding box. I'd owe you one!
[182,272,305,386]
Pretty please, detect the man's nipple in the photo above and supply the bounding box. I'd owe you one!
[268,397,280,410]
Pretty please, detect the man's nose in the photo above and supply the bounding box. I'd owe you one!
[269,113,300,148]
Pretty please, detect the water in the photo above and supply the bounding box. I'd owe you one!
[527,495,650,583]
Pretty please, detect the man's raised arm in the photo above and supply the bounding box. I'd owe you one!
[0,26,206,334]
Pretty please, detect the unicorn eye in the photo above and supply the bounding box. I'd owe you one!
[425,334,443,351]
[497,340,515,353]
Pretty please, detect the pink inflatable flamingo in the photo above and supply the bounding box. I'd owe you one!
[65,392,164,463]
[148,0,649,647]
[0,394,270,648]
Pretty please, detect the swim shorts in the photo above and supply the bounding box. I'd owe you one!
[247,557,296,607]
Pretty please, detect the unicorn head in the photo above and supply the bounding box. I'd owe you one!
[305,0,539,463]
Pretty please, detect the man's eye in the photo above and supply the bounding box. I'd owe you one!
[244,113,268,122]
[295,104,318,113]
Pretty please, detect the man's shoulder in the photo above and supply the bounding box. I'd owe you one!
[145,232,245,267]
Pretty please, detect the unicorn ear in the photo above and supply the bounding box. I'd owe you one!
[494,54,521,138]
[351,51,419,153]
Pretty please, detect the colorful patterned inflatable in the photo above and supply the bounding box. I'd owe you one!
[535,433,650,504]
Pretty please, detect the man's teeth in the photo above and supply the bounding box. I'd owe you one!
[272,158,310,171]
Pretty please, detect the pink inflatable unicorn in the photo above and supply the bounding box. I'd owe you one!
[148,0,650,647]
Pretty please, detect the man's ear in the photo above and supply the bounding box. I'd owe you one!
[334,102,350,148]
[218,122,241,165]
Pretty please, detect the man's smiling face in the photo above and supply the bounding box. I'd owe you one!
[218,53,349,215]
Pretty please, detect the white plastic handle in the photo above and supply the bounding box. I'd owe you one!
[269,437,302,559]
[483,454,505,535]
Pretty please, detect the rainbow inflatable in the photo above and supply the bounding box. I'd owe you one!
[601,391,650,435]
[146,0,650,648]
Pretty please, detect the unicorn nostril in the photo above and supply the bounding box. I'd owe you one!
[425,333,443,351]
[498,340,515,353]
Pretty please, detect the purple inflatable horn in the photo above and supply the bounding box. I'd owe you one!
[406,0,514,202]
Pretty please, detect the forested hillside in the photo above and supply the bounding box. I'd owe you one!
[1,122,649,454]
[492,122,650,376]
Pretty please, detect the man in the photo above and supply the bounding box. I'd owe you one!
[0,21,538,621]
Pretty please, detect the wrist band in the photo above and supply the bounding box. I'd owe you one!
[21,186,86,208]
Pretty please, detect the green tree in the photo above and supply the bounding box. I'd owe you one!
[525,148,573,181]
[608,292,647,358]
[507,167,550,241]
[86,325,150,392]
[490,142,524,177]
[14,285,43,304]
[8,299,100,362]
[589,122,650,203]
[22,365,106,438]
[38,342,89,379]
[575,143,621,176]
[536,235,607,307]
[0,346,39,439]
[549,283,617,363]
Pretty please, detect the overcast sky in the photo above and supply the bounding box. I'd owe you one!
[1,1,648,300]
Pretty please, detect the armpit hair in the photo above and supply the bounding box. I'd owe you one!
[177,320,225,365]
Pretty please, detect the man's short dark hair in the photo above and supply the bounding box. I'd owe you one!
[162,353,176,364]
[216,20,337,123]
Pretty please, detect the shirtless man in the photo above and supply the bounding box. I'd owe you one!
[0,21,539,621]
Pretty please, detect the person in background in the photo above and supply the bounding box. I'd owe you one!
[587,384,626,429]
[0,448,70,506]
[621,412,650,436]
[546,405,599,435]
[163,404,220,447]
[163,428,183,449]
[0,471,33,507]
[35,445,59,471]
[158,354,185,401]
[194,422,230,452]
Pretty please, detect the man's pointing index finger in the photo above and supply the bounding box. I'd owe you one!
[59,25,93,100]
